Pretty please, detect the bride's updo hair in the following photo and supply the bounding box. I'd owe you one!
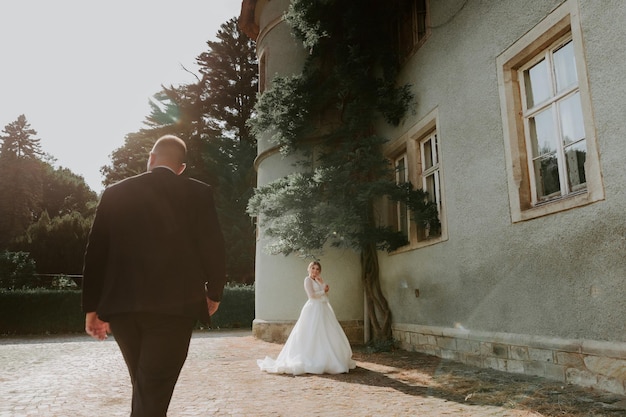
[308,261,321,272]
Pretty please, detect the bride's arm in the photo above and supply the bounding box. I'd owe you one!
[320,277,329,293]
[304,277,325,298]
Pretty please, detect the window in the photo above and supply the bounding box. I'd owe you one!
[418,131,441,241]
[394,153,410,237]
[497,0,603,222]
[384,108,447,251]
[397,0,430,61]
[521,37,586,204]
[259,50,267,93]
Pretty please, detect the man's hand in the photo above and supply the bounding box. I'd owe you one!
[206,298,221,316]
[85,312,110,341]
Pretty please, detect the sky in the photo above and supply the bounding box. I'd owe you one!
[0,0,243,193]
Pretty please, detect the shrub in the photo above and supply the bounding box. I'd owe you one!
[0,251,38,290]
[0,284,255,335]
[0,289,83,334]
[208,283,255,329]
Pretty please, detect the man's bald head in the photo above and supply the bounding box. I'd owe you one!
[148,135,187,175]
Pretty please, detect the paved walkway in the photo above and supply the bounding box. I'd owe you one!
[1,330,625,416]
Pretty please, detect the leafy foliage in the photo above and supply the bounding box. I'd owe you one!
[41,165,97,218]
[247,0,439,340]
[0,251,37,290]
[1,17,258,282]
[251,74,310,154]
[0,115,98,279]
[389,182,441,235]
[0,114,43,159]
[197,18,258,143]
[248,0,439,255]
[209,283,255,328]
[0,285,253,334]
[13,211,93,275]
[100,17,258,283]
[196,18,258,283]
[0,116,45,248]
[100,131,155,186]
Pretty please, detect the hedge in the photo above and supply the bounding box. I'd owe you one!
[0,284,254,335]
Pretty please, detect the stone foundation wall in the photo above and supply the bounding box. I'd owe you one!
[393,323,626,395]
[253,319,364,345]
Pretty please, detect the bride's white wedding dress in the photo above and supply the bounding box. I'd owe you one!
[257,276,356,375]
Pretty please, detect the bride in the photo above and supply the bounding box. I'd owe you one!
[257,261,356,375]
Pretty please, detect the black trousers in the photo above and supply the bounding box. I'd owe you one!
[108,312,196,417]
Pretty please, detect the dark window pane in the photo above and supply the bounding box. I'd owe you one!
[534,153,561,199]
[565,141,586,191]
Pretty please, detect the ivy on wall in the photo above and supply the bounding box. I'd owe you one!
[248,0,438,342]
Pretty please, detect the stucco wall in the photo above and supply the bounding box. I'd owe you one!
[378,0,626,343]
[254,0,307,157]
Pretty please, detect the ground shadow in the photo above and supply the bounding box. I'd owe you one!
[306,349,626,417]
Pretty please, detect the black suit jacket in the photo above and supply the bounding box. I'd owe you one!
[81,168,226,324]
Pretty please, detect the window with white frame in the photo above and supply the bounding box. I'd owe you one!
[418,131,441,240]
[394,153,410,238]
[497,0,603,222]
[520,36,586,204]
[384,108,447,251]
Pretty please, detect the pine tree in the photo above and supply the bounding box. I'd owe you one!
[0,114,42,159]
[100,17,259,283]
[0,115,45,249]
[197,17,258,144]
[196,17,259,283]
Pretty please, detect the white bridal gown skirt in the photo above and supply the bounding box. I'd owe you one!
[257,297,356,375]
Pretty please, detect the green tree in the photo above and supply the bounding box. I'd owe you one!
[197,17,258,283]
[0,250,38,290]
[0,115,44,249]
[197,17,258,145]
[14,211,92,275]
[101,84,215,187]
[0,114,42,159]
[163,83,218,184]
[100,131,155,186]
[247,0,439,342]
[41,165,97,217]
[0,115,97,278]
[100,16,258,283]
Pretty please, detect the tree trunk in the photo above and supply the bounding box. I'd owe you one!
[360,241,392,342]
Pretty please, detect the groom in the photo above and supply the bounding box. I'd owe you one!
[82,135,226,416]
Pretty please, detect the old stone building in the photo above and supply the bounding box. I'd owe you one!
[240,0,626,395]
